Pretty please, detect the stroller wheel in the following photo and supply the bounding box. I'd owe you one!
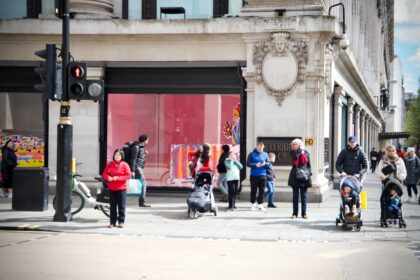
[342,222,347,231]
[213,207,218,216]
[394,220,397,225]
[335,218,340,227]
[354,225,361,232]
[189,209,198,219]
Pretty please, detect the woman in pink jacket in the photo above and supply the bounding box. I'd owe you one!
[102,149,131,228]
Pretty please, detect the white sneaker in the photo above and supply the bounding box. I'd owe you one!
[258,204,266,211]
[7,193,12,199]
[0,190,6,198]
[407,197,411,203]
[251,203,258,211]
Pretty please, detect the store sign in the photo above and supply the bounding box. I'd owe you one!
[257,137,299,166]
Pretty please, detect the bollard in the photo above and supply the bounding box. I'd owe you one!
[360,190,368,209]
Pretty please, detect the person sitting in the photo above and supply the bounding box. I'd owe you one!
[387,188,401,217]
[340,185,359,217]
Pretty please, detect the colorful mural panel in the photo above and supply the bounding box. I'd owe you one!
[0,134,45,167]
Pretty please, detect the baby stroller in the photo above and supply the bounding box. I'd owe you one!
[335,176,363,231]
[380,178,407,228]
[186,171,218,219]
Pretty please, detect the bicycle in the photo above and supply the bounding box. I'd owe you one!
[53,173,110,217]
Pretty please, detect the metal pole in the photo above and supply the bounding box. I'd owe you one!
[328,3,346,34]
[54,0,72,222]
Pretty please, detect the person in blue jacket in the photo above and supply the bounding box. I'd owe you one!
[246,142,270,211]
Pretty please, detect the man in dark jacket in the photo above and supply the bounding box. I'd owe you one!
[130,134,150,207]
[335,136,368,179]
[369,147,379,173]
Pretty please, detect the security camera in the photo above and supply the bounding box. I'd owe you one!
[339,34,350,50]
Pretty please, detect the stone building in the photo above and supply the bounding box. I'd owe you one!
[0,0,394,201]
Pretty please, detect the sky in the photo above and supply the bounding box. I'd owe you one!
[394,0,420,94]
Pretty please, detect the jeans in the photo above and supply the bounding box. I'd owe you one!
[264,181,275,205]
[135,167,147,205]
[292,186,307,216]
[250,176,267,204]
[216,173,228,196]
[406,184,418,197]
[109,189,127,226]
[227,180,238,208]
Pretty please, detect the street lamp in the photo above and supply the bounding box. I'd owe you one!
[328,3,349,50]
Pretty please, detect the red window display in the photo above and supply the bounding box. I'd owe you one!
[107,94,240,187]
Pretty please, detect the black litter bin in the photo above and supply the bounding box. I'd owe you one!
[12,167,49,211]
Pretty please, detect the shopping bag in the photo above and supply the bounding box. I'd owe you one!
[127,178,142,196]
[360,190,367,209]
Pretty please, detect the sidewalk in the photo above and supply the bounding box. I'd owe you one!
[1,174,419,242]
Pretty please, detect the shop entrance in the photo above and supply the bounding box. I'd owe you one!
[104,65,246,187]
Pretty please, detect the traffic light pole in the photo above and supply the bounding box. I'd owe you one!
[53,0,72,222]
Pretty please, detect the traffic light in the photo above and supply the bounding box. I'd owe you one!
[68,62,87,101]
[86,80,104,102]
[34,44,62,101]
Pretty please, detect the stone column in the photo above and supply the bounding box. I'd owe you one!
[360,110,366,150]
[332,87,345,189]
[364,114,370,154]
[347,98,355,136]
[354,105,361,140]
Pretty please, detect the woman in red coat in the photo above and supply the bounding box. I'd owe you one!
[102,149,131,228]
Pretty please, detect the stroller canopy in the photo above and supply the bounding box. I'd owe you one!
[339,176,361,193]
[383,178,404,197]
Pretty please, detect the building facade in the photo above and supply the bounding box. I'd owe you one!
[0,0,394,201]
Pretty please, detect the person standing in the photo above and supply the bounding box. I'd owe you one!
[225,151,243,210]
[130,134,150,207]
[288,139,312,219]
[335,136,368,180]
[396,146,406,160]
[102,149,131,228]
[403,147,419,202]
[0,139,17,198]
[264,153,277,208]
[216,144,230,202]
[370,147,379,173]
[377,145,407,184]
[246,142,270,211]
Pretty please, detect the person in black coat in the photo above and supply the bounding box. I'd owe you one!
[335,136,368,179]
[287,138,312,219]
[0,139,17,198]
[129,134,150,207]
[369,147,379,173]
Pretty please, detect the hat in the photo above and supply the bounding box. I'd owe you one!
[348,136,357,142]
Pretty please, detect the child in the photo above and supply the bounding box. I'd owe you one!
[340,185,359,216]
[225,151,243,210]
[387,188,401,216]
[264,153,276,208]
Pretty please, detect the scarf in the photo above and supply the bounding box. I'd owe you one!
[293,150,308,167]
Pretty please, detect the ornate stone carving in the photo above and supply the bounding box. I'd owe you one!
[253,32,308,105]
[263,17,299,31]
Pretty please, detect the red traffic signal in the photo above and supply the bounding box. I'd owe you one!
[68,62,87,100]
[70,65,84,79]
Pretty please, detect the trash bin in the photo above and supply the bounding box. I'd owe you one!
[12,167,49,211]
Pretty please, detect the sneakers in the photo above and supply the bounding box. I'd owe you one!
[139,203,151,207]
[250,203,258,211]
[257,204,266,211]
[407,197,412,203]
[302,214,308,219]
[267,204,277,208]
[291,215,297,219]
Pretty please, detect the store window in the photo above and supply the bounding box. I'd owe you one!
[107,93,240,187]
[157,0,213,19]
[0,93,45,167]
[0,0,27,19]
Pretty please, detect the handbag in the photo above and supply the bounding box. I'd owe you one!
[127,178,143,196]
[381,164,395,176]
[296,167,310,182]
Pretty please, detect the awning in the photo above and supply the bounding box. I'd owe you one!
[378,132,410,140]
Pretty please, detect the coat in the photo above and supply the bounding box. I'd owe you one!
[288,149,312,187]
[102,160,131,191]
[335,145,368,176]
[1,147,17,188]
[404,156,420,185]
[377,155,407,183]
[225,159,243,181]
[129,142,146,171]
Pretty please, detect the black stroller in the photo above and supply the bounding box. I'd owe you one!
[186,171,218,219]
[380,178,407,228]
[335,176,363,231]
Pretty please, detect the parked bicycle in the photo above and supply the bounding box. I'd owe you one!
[53,173,110,217]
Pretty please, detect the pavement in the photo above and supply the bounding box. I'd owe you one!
[1,173,420,242]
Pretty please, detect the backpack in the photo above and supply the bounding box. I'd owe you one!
[122,141,135,164]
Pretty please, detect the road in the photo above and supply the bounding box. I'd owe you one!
[0,231,419,280]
